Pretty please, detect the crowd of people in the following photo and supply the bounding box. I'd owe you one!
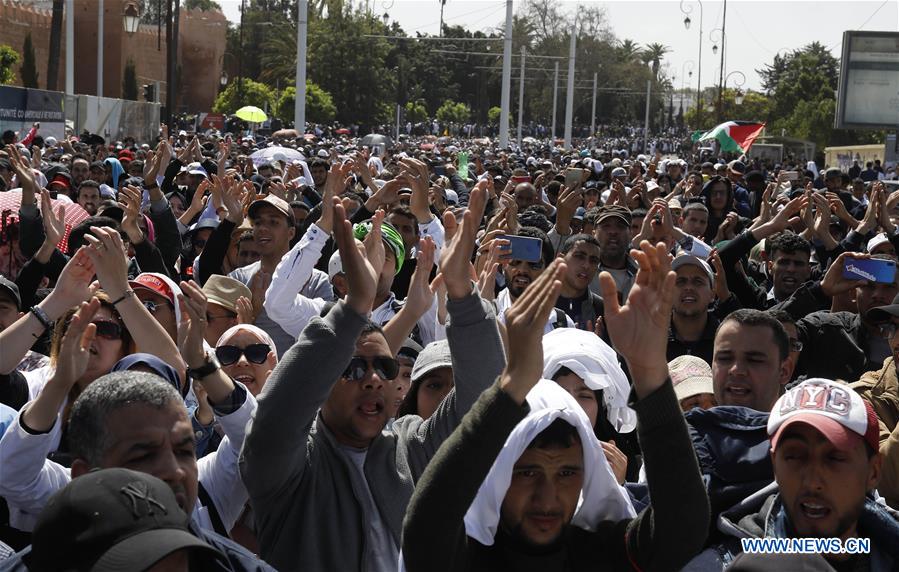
[1,120,899,571]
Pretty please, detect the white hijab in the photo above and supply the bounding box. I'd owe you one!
[462,380,636,546]
[542,328,637,433]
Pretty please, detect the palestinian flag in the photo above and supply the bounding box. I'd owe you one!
[697,121,766,153]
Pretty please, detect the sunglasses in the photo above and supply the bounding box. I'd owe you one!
[142,300,172,314]
[92,320,123,340]
[215,344,271,366]
[342,356,399,382]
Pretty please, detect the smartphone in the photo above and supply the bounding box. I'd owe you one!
[511,175,531,185]
[784,171,800,181]
[434,165,446,177]
[499,235,543,262]
[565,167,586,188]
[843,257,897,283]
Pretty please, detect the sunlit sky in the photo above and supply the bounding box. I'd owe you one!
[218,0,899,92]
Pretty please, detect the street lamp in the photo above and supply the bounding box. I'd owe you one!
[725,70,746,105]
[382,12,389,26]
[680,60,695,114]
[220,71,228,87]
[123,2,140,34]
[680,0,703,120]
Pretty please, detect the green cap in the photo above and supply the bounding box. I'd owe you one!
[353,220,406,273]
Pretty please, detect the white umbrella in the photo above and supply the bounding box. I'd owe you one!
[249,145,306,166]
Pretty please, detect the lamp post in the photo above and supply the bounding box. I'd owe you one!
[123,2,140,34]
[710,27,727,121]
[724,70,746,108]
[680,59,694,115]
[680,0,703,118]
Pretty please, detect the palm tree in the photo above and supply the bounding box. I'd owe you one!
[617,39,642,64]
[643,42,670,81]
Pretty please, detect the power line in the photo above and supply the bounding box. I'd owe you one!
[363,34,503,41]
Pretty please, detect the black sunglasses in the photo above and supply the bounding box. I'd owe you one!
[342,356,399,382]
[215,344,271,366]
[92,320,123,340]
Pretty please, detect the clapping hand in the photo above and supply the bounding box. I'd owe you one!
[51,297,101,388]
[177,280,209,369]
[439,178,488,300]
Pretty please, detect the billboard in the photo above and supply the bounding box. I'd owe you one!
[0,86,66,139]
[835,31,899,130]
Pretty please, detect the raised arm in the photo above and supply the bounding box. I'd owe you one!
[0,248,95,375]
[401,256,566,572]
[600,241,709,570]
[83,227,187,378]
[240,198,381,502]
[262,163,346,336]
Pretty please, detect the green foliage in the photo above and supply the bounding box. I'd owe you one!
[436,100,470,125]
[122,60,138,100]
[184,0,222,10]
[0,45,19,85]
[757,42,881,150]
[212,78,275,114]
[487,106,503,125]
[404,100,428,124]
[275,81,337,125]
[20,33,38,88]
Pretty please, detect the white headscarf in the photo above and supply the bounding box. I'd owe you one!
[462,380,636,546]
[216,323,278,364]
[542,328,637,433]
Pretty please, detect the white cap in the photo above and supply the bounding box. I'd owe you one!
[445,189,459,205]
[44,136,58,147]
[328,250,343,280]
[671,254,714,284]
[867,232,891,254]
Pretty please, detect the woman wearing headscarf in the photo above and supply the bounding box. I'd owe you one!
[542,327,640,483]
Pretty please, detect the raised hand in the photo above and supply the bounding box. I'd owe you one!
[41,189,66,247]
[500,258,567,404]
[52,298,100,387]
[176,280,209,368]
[601,440,627,485]
[83,226,130,298]
[42,247,98,317]
[248,269,271,321]
[236,295,255,324]
[218,175,246,225]
[334,197,379,315]
[402,236,437,318]
[439,178,488,300]
[119,185,145,244]
[600,241,675,398]
[708,250,732,302]
[7,146,37,203]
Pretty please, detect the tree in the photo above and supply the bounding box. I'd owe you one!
[212,78,275,114]
[0,46,19,85]
[616,39,642,64]
[404,100,428,124]
[184,0,222,9]
[436,100,470,125]
[487,106,503,125]
[122,60,138,100]
[46,0,63,91]
[20,33,38,88]
[275,81,336,125]
[643,43,670,81]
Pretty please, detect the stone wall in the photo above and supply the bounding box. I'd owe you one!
[0,0,226,111]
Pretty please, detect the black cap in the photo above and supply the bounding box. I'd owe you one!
[0,275,20,310]
[744,170,765,182]
[28,468,220,572]
[867,293,899,323]
[825,167,842,180]
[596,204,632,224]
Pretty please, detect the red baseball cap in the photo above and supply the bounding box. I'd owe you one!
[128,273,175,306]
